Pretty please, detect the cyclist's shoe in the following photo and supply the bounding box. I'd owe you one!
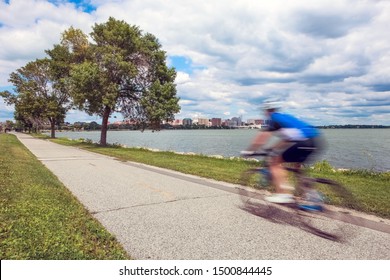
[280,183,294,191]
[265,193,294,204]
[298,204,323,212]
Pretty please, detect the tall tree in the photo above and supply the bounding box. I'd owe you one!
[1,58,69,137]
[64,17,180,145]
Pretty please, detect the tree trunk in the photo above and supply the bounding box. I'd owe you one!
[50,118,56,138]
[100,106,111,146]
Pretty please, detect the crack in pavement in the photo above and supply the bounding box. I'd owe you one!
[90,193,233,215]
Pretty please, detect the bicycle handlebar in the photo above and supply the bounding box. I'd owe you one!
[240,150,271,157]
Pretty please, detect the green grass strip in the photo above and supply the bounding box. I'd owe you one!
[0,134,129,259]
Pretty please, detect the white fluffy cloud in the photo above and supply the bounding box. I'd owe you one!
[1,0,390,125]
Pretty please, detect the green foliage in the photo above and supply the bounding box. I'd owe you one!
[141,80,180,129]
[3,58,70,137]
[0,134,129,259]
[4,17,180,145]
[60,26,89,63]
[70,61,108,114]
[63,17,180,144]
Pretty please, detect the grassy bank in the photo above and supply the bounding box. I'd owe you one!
[0,133,129,259]
[49,136,390,219]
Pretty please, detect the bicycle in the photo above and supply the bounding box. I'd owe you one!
[238,150,358,241]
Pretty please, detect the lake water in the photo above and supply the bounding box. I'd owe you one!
[52,129,390,172]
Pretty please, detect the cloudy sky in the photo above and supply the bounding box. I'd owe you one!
[1,0,390,125]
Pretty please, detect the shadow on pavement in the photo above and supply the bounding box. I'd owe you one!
[237,189,353,242]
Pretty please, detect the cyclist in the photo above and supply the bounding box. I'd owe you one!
[242,101,322,203]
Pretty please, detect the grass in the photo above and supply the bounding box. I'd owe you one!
[0,133,129,259]
[310,161,390,218]
[49,136,390,219]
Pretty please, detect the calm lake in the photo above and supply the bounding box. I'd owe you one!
[53,129,390,172]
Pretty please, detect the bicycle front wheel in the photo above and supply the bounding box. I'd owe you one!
[297,178,359,241]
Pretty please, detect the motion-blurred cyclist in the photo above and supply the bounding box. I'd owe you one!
[242,101,322,203]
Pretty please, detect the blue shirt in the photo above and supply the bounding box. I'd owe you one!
[268,112,319,141]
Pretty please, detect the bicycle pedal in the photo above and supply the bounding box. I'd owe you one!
[298,204,323,212]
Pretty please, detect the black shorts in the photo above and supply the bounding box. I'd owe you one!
[282,138,318,163]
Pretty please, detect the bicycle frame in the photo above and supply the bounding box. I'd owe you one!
[241,151,325,210]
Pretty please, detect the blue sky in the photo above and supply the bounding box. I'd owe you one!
[48,0,96,12]
[1,0,390,125]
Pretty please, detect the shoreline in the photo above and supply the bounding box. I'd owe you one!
[41,129,390,173]
[43,126,390,133]
[73,137,390,174]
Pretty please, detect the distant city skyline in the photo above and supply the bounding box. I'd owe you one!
[1,0,390,125]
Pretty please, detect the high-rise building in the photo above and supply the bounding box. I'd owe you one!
[231,117,242,126]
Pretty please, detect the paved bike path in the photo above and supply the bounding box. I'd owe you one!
[15,133,390,259]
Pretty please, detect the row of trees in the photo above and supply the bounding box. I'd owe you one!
[0,17,180,145]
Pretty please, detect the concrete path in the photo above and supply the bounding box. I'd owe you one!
[14,133,390,259]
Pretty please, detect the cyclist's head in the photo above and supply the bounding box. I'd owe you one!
[262,100,281,113]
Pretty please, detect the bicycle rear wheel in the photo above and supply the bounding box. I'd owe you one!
[239,167,270,189]
[238,168,272,208]
[297,178,359,241]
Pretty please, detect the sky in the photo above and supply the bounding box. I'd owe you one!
[1,0,390,125]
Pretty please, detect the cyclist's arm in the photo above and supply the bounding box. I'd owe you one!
[247,130,272,151]
[268,138,291,151]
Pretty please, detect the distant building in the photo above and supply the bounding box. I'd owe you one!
[223,119,236,127]
[169,119,183,126]
[182,118,193,126]
[231,117,242,127]
[211,118,222,127]
[197,118,210,126]
[247,119,264,125]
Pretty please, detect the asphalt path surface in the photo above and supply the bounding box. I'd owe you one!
[14,133,390,259]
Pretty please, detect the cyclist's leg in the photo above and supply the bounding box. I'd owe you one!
[284,139,324,208]
[265,152,295,203]
[269,155,291,193]
[266,139,317,203]
[283,139,316,163]
[281,140,316,190]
